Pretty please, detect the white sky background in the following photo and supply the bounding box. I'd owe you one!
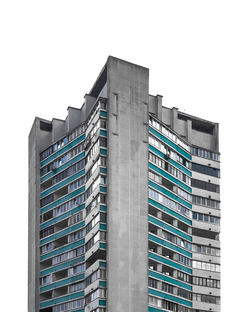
[0,0,249,310]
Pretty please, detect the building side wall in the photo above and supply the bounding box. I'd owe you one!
[106,57,149,312]
[28,119,42,312]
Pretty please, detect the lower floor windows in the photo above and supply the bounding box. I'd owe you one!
[193,260,220,272]
[193,276,220,288]
[177,271,191,283]
[69,281,84,293]
[193,293,220,304]
[52,298,84,312]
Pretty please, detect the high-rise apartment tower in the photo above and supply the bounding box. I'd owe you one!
[29,56,220,312]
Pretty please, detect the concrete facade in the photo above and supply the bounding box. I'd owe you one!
[28,56,220,312]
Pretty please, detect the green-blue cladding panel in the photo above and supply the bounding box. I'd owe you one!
[148,270,192,291]
[100,129,107,137]
[148,215,192,242]
[40,256,85,276]
[99,261,107,268]
[99,300,107,306]
[40,239,84,261]
[40,187,85,214]
[148,251,192,274]
[149,127,191,160]
[100,167,107,174]
[40,169,85,199]
[148,288,192,307]
[99,280,107,287]
[40,221,85,245]
[148,198,192,226]
[100,186,107,193]
[100,242,107,249]
[149,160,191,193]
[100,110,107,117]
[40,152,85,183]
[40,134,85,168]
[148,180,192,209]
[40,291,84,309]
[100,148,107,156]
[100,205,107,212]
[148,306,165,312]
[40,273,85,293]
[40,205,85,230]
[148,234,192,258]
[100,223,107,230]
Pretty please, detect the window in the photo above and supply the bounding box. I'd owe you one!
[193,293,220,304]
[149,152,191,186]
[148,278,158,288]
[68,229,84,242]
[192,276,220,288]
[177,288,192,300]
[178,254,192,267]
[40,274,51,285]
[149,188,191,218]
[40,226,54,239]
[192,195,220,209]
[193,260,220,272]
[69,282,84,293]
[192,163,220,177]
[192,244,220,256]
[177,271,191,283]
[191,178,220,193]
[162,282,174,294]
[68,263,85,276]
[149,116,191,152]
[52,299,84,312]
[191,146,220,161]
[40,242,53,254]
[192,212,220,225]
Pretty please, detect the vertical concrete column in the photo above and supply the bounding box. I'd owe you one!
[171,107,179,132]
[156,95,163,120]
[106,57,149,312]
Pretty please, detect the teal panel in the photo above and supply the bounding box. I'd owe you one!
[40,205,85,230]
[40,256,85,276]
[40,221,85,245]
[148,215,192,242]
[100,110,107,117]
[40,134,85,168]
[100,242,107,249]
[99,261,107,268]
[100,129,107,137]
[148,288,192,307]
[148,270,192,291]
[148,160,191,193]
[148,234,192,258]
[148,306,165,312]
[100,186,107,193]
[100,223,107,230]
[40,169,85,199]
[40,273,85,293]
[99,280,107,287]
[148,252,192,274]
[100,205,107,212]
[100,148,107,156]
[40,187,85,214]
[40,152,85,183]
[148,180,192,209]
[100,167,107,174]
[149,127,191,160]
[99,299,107,306]
[148,198,192,226]
[40,239,84,261]
[40,291,84,309]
